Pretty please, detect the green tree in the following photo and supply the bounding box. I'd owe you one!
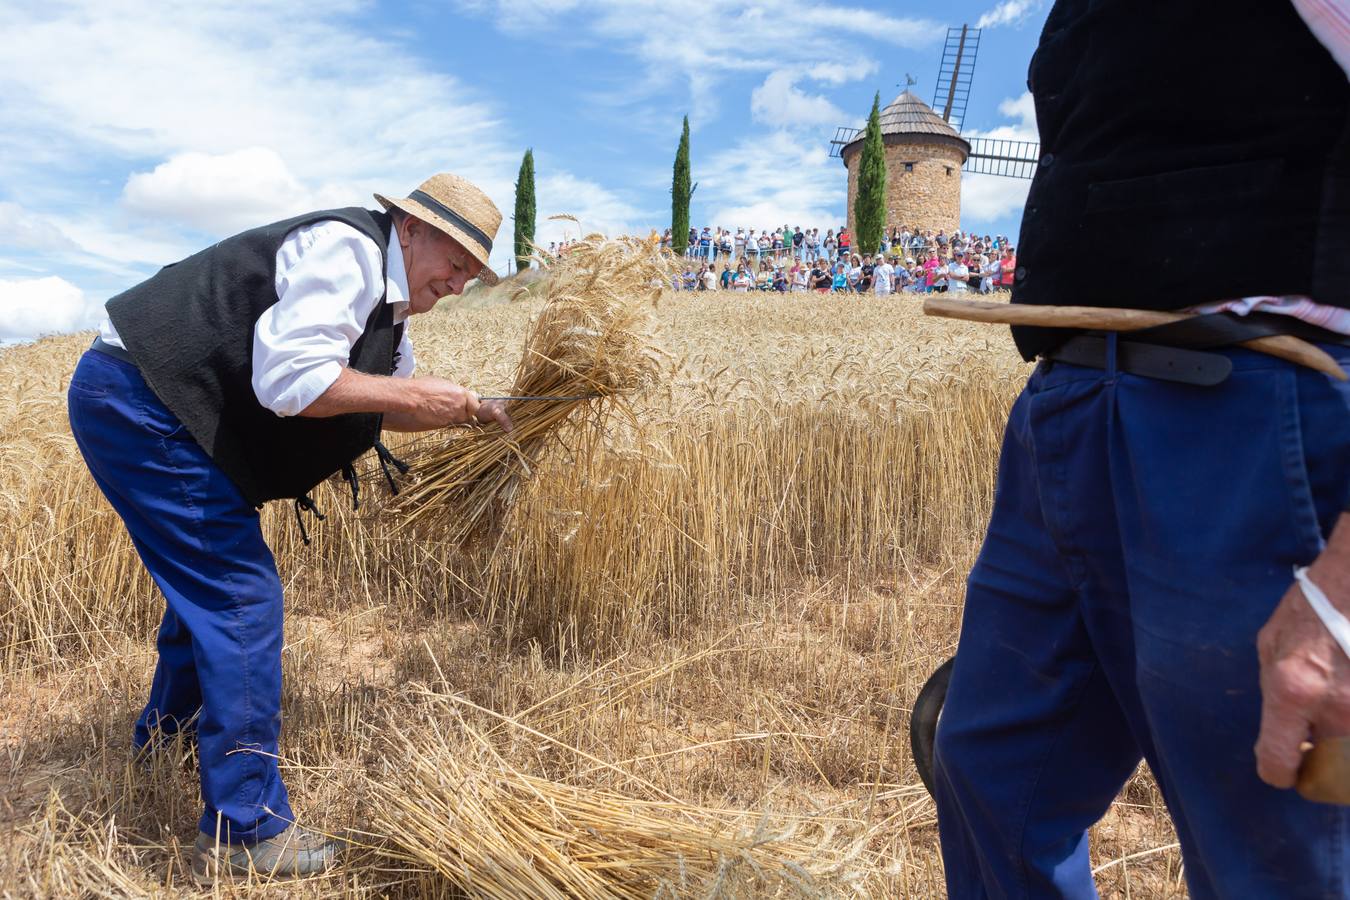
[671,116,691,256]
[513,148,536,273]
[855,92,887,256]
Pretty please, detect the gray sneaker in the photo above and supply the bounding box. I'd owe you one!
[190,824,343,884]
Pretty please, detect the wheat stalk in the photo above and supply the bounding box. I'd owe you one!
[386,231,666,545]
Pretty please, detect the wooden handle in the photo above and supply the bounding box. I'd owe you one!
[1297,737,1350,805]
[922,296,1348,381]
[924,296,1189,330]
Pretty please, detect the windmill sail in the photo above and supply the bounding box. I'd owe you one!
[933,25,981,133]
[964,137,1040,179]
[828,126,862,159]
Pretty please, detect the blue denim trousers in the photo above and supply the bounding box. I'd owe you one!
[67,349,292,844]
[935,338,1350,898]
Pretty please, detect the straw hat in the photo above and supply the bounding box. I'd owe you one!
[375,173,502,285]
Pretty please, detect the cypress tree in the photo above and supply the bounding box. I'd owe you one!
[513,148,536,273]
[671,116,691,256]
[855,92,887,257]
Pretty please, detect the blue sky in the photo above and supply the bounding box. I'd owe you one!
[0,0,1046,342]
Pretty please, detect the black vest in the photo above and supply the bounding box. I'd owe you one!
[1011,0,1350,359]
[105,208,399,506]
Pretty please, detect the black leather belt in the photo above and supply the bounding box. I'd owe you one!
[91,336,136,366]
[1041,312,1350,387]
[1043,335,1233,386]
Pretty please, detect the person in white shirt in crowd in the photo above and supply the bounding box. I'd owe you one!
[898,258,917,293]
[70,174,511,885]
[874,255,895,296]
[947,254,970,294]
[979,253,1000,294]
[846,254,863,293]
[933,254,951,293]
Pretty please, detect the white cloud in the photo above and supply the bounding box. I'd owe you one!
[0,202,80,253]
[122,148,322,234]
[46,213,199,275]
[533,172,649,250]
[961,91,1039,227]
[0,276,102,342]
[458,1,940,121]
[700,131,845,233]
[751,71,848,130]
[0,201,178,285]
[0,0,517,267]
[458,0,583,31]
[806,60,880,86]
[961,174,1032,226]
[982,92,1039,142]
[975,0,1041,29]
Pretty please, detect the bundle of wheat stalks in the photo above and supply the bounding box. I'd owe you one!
[389,229,665,543]
[369,710,867,898]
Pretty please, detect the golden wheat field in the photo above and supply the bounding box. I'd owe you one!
[0,286,1187,897]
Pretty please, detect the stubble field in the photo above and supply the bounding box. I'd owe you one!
[0,289,1185,897]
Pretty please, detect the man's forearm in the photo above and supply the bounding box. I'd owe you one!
[298,367,415,419]
[298,367,502,433]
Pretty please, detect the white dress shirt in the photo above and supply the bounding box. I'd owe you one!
[874,262,894,294]
[100,221,415,417]
[948,263,970,293]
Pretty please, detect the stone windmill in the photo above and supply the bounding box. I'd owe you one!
[829,25,1040,237]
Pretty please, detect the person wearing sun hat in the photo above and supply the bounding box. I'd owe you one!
[375,173,502,287]
[66,172,512,883]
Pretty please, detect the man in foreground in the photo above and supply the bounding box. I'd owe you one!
[933,2,1350,896]
[66,173,511,883]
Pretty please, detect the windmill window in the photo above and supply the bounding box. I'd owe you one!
[903,162,915,173]
[945,166,954,176]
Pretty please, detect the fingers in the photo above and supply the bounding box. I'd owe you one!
[1255,663,1316,789]
[462,389,481,423]
[475,400,514,433]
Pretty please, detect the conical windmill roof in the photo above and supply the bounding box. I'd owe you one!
[878,90,963,139]
[840,90,970,162]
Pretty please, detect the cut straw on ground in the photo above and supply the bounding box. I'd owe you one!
[368,686,871,899]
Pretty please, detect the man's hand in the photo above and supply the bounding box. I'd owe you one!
[475,399,513,433]
[1255,514,1350,788]
[299,369,514,433]
[383,379,513,433]
[397,377,483,430]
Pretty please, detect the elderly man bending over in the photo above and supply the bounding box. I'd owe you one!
[66,173,511,884]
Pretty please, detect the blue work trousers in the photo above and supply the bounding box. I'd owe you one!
[67,349,292,844]
[935,338,1350,898]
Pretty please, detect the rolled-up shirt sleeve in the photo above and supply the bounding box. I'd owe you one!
[392,317,415,379]
[252,221,386,417]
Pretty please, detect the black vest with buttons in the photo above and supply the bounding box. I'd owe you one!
[105,208,398,507]
[1010,0,1350,359]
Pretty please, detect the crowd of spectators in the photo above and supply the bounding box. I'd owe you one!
[664,224,1016,296]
